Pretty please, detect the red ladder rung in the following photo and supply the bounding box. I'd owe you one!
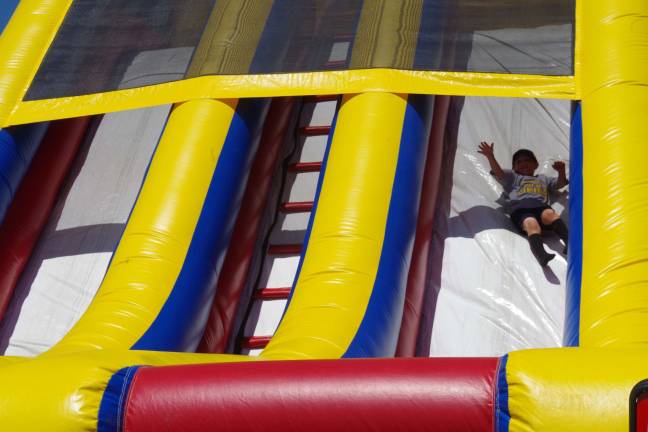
[299,125,331,136]
[324,59,347,68]
[268,244,302,255]
[309,94,338,103]
[241,336,272,350]
[288,161,322,173]
[255,287,292,300]
[280,201,314,213]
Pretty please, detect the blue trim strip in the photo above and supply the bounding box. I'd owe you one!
[0,0,19,34]
[495,354,511,432]
[343,94,433,358]
[133,99,270,352]
[97,366,142,432]
[0,123,49,224]
[281,97,340,316]
[564,102,583,347]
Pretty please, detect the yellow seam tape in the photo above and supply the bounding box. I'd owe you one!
[0,0,73,125]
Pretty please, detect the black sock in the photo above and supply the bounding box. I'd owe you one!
[528,233,555,267]
[551,219,569,243]
[551,219,569,252]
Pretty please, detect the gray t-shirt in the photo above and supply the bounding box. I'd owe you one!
[496,169,559,213]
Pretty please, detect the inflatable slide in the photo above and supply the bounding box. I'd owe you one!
[0,1,647,431]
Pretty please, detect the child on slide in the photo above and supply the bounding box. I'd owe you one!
[477,142,569,267]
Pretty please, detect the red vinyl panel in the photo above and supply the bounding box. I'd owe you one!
[396,96,451,356]
[197,97,296,353]
[0,117,90,321]
[637,392,648,432]
[124,357,498,432]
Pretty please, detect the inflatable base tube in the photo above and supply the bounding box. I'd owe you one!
[117,358,498,432]
[502,348,648,431]
[0,349,249,431]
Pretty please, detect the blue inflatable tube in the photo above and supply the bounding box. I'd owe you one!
[0,0,19,34]
[0,123,49,224]
[564,102,583,346]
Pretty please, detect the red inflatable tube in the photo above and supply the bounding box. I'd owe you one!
[197,97,296,353]
[396,95,451,357]
[0,117,90,321]
[123,357,498,432]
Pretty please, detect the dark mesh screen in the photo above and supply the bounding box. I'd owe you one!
[25,0,217,100]
[25,0,574,101]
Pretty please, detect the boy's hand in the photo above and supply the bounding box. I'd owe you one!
[478,141,495,158]
[552,161,566,172]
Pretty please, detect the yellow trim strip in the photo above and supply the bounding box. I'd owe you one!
[573,0,583,96]
[4,70,576,127]
[261,92,407,360]
[0,0,73,125]
[579,0,648,348]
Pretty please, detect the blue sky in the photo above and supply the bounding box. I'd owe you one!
[0,0,20,33]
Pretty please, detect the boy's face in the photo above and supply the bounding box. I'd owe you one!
[513,156,538,176]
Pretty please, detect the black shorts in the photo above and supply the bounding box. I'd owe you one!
[510,205,553,232]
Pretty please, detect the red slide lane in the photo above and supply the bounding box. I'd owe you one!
[197,97,297,353]
[396,95,451,356]
[124,357,498,432]
[0,117,90,321]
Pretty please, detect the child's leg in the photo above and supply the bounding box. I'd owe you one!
[521,217,555,267]
[540,208,569,250]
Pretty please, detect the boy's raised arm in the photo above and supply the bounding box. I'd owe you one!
[477,141,505,180]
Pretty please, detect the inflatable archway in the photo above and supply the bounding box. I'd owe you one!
[0,1,646,431]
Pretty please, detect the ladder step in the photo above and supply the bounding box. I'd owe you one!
[268,244,302,255]
[309,94,339,103]
[324,59,347,68]
[280,201,314,213]
[299,125,331,136]
[255,287,292,300]
[288,161,322,173]
[241,336,272,350]
[333,34,353,42]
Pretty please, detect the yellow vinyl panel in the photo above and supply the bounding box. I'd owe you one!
[0,350,251,431]
[0,0,72,125]
[579,0,648,348]
[260,92,407,360]
[350,0,424,69]
[186,0,274,77]
[45,98,237,355]
[506,348,648,431]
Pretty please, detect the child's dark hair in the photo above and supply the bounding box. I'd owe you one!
[512,149,537,165]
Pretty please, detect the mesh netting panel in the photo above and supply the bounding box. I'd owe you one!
[25,0,574,101]
[25,0,217,100]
